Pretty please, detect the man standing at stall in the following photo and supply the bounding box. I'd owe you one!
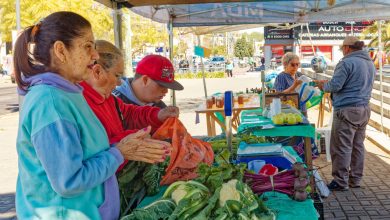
[316,36,375,191]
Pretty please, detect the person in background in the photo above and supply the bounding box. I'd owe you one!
[13,11,169,220]
[248,57,255,71]
[316,36,375,191]
[225,60,233,77]
[113,55,184,108]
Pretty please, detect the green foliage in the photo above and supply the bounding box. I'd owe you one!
[162,181,210,220]
[174,71,225,79]
[0,0,114,42]
[120,199,176,220]
[129,11,168,57]
[212,45,227,57]
[117,160,167,217]
[173,41,189,57]
[196,149,247,192]
[234,36,254,59]
[361,21,390,51]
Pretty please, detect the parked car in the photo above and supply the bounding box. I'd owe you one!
[208,56,225,70]
[179,59,190,69]
[132,56,143,70]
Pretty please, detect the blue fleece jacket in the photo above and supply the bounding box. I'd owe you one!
[323,50,375,110]
[16,72,124,220]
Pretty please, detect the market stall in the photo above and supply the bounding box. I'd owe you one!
[195,93,261,136]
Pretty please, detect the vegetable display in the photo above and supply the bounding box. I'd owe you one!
[120,199,176,220]
[209,135,268,155]
[244,162,310,201]
[196,149,246,192]
[117,160,167,216]
[152,118,214,185]
[120,150,275,220]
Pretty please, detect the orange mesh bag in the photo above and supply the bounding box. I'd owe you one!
[152,118,214,185]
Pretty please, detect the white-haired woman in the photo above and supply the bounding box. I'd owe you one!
[273,52,302,93]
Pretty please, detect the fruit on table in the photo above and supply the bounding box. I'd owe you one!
[272,112,303,125]
[287,114,297,125]
[272,114,284,125]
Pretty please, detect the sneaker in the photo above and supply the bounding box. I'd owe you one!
[327,180,349,191]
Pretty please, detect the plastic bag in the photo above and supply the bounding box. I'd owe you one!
[295,75,322,109]
[152,118,214,185]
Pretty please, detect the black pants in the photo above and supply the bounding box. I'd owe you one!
[226,70,232,77]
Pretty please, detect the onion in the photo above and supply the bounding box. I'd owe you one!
[293,190,307,201]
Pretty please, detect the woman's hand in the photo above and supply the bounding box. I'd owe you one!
[157,106,179,122]
[117,127,172,163]
[292,79,303,88]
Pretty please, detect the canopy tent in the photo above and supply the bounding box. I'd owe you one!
[94,1,390,26]
[94,0,389,131]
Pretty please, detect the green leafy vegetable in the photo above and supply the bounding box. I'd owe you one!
[120,199,176,220]
[117,159,168,217]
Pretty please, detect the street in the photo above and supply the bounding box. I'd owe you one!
[0,85,18,116]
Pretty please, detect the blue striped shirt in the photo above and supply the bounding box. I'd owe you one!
[274,71,302,92]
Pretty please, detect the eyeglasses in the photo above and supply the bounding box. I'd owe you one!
[289,63,300,67]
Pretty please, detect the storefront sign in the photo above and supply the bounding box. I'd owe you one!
[295,21,374,40]
[264,26,294,40]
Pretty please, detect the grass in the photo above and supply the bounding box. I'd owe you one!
[175,71,225,79]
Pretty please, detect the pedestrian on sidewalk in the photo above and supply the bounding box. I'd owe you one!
[225,60,233,77]
[316,36,375,191]
[13,11,171,220]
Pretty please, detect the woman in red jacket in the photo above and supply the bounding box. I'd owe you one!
[80,40,178,157]
[80,40,179,215]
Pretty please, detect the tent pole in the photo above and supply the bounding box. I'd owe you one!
[168,16,176,106]
[198,35,208,99]
[16,0,24,112]
[378,20,384,133]
[112,2,123,50]
[299,24,303,60]
[306,23,316,56]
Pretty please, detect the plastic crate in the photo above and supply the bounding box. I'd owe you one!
[236,155,294,170]
[312,192,324,220]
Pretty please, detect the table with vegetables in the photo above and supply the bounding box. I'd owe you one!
[119,106,320,220]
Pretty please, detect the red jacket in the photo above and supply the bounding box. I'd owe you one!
[80,82,162,170]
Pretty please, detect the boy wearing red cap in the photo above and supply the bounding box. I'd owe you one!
[113,55,184,108]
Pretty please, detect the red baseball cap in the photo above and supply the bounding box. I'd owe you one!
[135,55,184,90]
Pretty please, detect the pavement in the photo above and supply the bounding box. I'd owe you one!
[1,70,390,219]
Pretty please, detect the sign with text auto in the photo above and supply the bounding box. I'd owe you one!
[294,21,375,40]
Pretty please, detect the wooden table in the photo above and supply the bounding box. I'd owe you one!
[196,103,260,136]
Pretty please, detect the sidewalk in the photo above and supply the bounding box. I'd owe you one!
[0,113,18,220]
[316,143,390,219]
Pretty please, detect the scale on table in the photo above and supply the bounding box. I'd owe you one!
[236,142,297,170]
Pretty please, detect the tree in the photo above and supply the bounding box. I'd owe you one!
[173,41,189,57]
[129,12,168,57]
[234,36,253,59]
[212,45,227,57]
[0,0,114,43]
[361,21,390,51]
